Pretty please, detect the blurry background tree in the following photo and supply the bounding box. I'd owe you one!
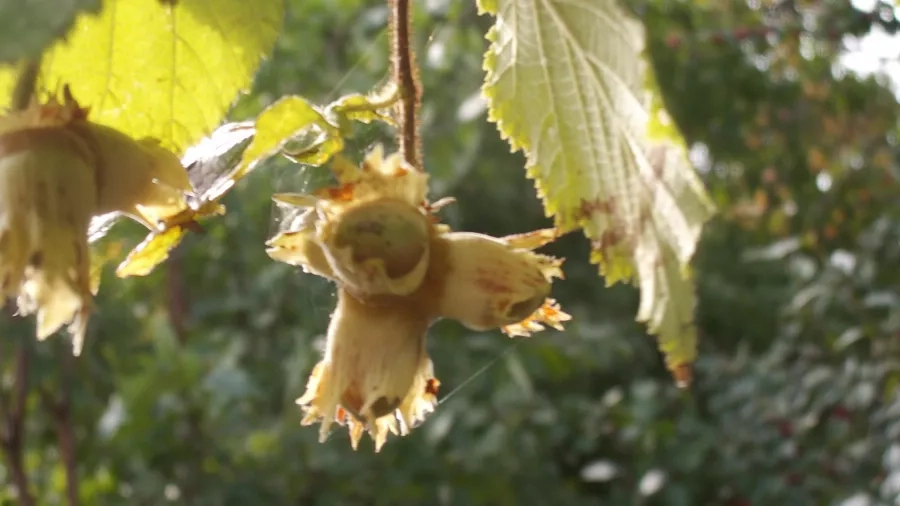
[2,0,899,505]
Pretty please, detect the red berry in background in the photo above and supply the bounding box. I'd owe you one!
[831,405,851,422]
[733,27,752,40]
[777,420,793,437]
[786,473,804,486]
[665,33,681,48]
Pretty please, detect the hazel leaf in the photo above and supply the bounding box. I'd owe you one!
[183,121,257,203]
[116,199,224,278]
[115,225,187,278]
[89,240,124,295]
[236,82,404,177]
[1,0,284,154]
[479,0,715,384]
[233,95,341,182]
[88,212,124,244]
[327,83,398,126]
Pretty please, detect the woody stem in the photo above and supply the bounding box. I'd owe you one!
[387,0,422,171]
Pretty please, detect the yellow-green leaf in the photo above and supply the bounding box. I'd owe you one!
[116,226,187,278]
[329,93,395,125]
[89,240,124,295]
[229,84,403,184]
[634,236,698,387]
[115,199,224,278]
[327,80,398,126]
[480,0,715,384]
[284,135,344,166]
[232,95,340,183]
[2,0,284,154]
[476,0,498,15]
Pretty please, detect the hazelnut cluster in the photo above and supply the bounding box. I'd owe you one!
[267,146,570,451]
[0,88,194,354]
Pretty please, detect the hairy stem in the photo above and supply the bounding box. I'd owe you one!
[11,59,41,111]
[0,347,36,506]
[388,0,422,171]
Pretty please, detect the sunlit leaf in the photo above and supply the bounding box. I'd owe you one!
[89,240,124,295]
[232,95,340,183]
[326,80,398,126]
[88,212,124,244]
[182,121,257,202]
[479,0,715,383]
[115,226,187,278]
[0,0,284,153]
[89,121,252,273]
[115,199,224,278]
[0,0,101,64]
[233,82,404,181]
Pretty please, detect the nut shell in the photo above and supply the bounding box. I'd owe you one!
[71,122,193,228]
[0,127,97,354]
[321,198,430,297]
[296,288,436,451]
[433,232,555,330]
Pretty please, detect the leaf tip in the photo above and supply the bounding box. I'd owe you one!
[475,0,498,15]
[669,362,693,388]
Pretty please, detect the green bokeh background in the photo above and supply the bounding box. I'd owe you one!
[2,1,900,505]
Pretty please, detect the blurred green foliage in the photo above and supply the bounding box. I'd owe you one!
[2,0,900,505]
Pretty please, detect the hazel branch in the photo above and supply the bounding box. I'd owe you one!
[39,348,80,506]
[166,248,190,345]
[388,0,423,171]
[0,346,36,506]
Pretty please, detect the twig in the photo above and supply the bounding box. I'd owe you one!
[166,248,190,344]
[10,59,41,111]
[0,347,36,506]
[165,249,200,502]
[387,0,423,171]
[40,349,80,506]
